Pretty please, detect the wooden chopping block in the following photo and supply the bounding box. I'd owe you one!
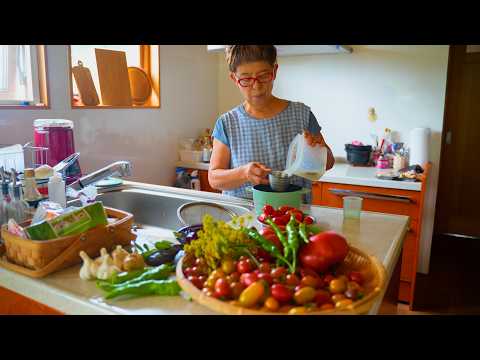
[128,66,152,105]
[95,48,132,106]
[71,61,100,106]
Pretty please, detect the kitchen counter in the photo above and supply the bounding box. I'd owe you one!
[320,163,422,191]
[176,161,210,171]
[0,183,408,315]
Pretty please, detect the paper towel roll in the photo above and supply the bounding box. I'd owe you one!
[409,127,430,166]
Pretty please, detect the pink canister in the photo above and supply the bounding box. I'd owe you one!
[33,119,82,184]
[376,156,390,169]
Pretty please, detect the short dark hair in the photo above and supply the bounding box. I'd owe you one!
[225,45,277,73]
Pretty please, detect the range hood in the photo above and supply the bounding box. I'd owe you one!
[207,45,353,56]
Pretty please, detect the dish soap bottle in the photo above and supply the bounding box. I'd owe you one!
[23,168,43,203]
[48,172,66,208]
[0,167,10,226]
[8,172,30,223]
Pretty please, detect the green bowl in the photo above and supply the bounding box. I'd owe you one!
[251,184,309,216]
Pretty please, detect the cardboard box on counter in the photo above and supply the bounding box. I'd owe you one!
[25,202,108,241]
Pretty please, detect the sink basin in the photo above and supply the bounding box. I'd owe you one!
[69,183,253,232]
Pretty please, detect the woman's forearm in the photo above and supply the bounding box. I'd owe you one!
[208,167,247,191]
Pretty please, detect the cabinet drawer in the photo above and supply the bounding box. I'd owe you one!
[400,221,418,282]
[319,182,421,220]
[0,287,63,315]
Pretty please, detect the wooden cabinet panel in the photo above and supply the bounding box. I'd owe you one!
[401,221,418,282]
[318,182,421,220]
[184,168,220,193]
[0,286,63,315]
[198,170,221,193]
[312,183,323,204]
[398,280,411,303]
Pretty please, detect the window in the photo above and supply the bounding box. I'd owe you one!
[0,45,48,107]
[68,45,160,108]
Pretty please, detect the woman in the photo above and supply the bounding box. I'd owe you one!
[209,45,335,199]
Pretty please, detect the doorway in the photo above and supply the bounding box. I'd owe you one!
[435,45,480,238]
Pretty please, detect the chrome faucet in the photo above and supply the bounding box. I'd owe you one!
[67,161,132,191]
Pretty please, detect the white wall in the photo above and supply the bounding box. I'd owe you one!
[0,45,219,186]
[217,45,450,274]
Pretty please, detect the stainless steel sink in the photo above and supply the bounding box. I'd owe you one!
[69,182,253,231]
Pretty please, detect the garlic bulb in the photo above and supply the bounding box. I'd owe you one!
[79,251,95,280]
[96,247,121,280]
[112,245,129,271]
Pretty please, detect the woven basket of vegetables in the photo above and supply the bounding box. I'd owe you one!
[0,207,136,278]
[176,207,386,315]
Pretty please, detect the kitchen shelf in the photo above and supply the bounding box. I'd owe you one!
[67,45,161,109]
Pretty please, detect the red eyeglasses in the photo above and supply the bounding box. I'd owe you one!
[234,71,275,87]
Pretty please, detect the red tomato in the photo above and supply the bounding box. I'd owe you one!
[272,210,284,218]
[255,248,273,262]
[259,229,283,251]
[278,206,294,214]
[323,274,335,284]
[257,214,268,224]
[315,289,331,305]
[271,284,293,303]
[348,271,364,285]
[299,267,319,278]
[271,267,288,279]
[258,262,271,273]
[237,259,253,274]
[257,272,273,285]
[285,273,300,286]
[230,282,244,299]
[290,211,304,223]
[262,204,275,216]
[183,267,194,277]
[188,276,204,289]
[273,214,290,226]
[214,278,231,298]
[303,216,315,225]
[228,272,240,283]
[240,272,258,287]
[299,231,349,272]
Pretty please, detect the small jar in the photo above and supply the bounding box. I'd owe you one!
[376,156,390,169]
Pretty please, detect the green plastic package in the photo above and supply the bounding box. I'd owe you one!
[26,201,108,241]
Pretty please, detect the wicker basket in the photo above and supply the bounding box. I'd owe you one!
[176,245,386,315]
[0,207,136,278]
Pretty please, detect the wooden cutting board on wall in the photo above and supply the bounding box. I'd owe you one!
[95,48,132,106]
[71,61,100,106]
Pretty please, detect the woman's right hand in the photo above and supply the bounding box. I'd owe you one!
[243,162,271,185]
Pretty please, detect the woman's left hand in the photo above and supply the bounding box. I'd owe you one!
[304,130,327,147]
[303,130,335,170]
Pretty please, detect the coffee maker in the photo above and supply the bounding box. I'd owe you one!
[33,119,82,184]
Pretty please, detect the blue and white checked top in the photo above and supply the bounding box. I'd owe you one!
[212,101,322,199]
